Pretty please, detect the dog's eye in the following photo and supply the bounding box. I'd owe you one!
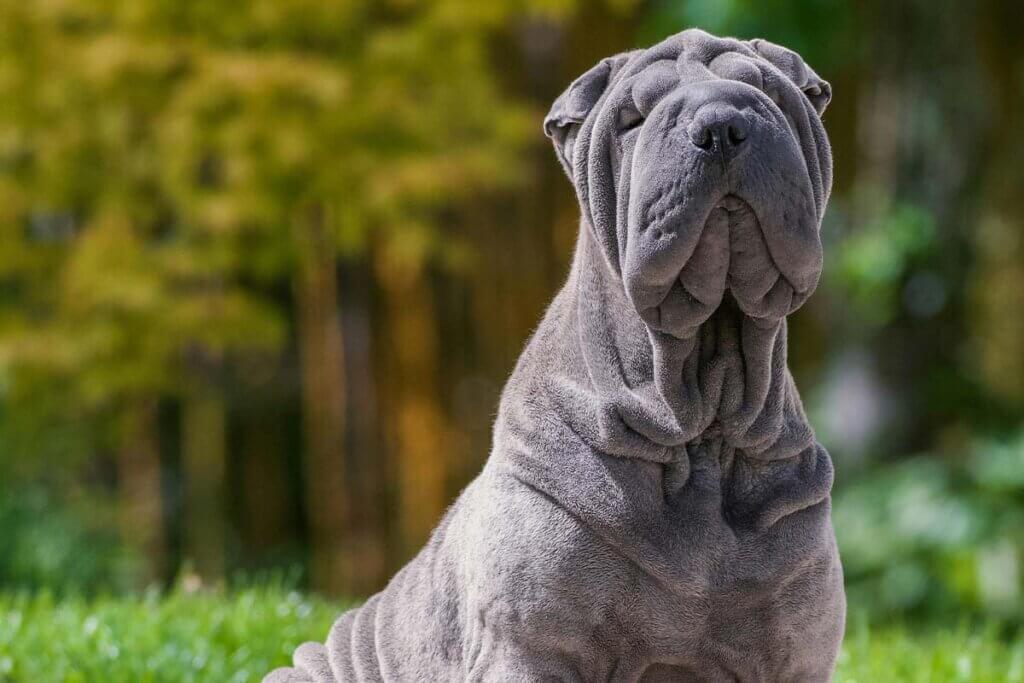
[801,82,831,115]
[617,105,644,133]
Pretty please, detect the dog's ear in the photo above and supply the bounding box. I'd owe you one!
[748,39,832,115]
[544,55,626,177]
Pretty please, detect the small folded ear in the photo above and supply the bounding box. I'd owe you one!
[543,55,625,177]
[748,39,832,115]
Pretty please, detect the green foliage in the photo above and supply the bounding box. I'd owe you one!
[639,0,859,69]
[835,431,1024,624]
[0,486,135,595]
[827,195,938,329]
[0,0,540,443]
[0,2,288,412]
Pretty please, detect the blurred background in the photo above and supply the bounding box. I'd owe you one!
[0,0,1021,628]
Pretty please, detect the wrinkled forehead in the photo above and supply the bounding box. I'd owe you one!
[607,29,824,109]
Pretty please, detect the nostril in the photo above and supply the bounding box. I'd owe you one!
[727,124,747,146]
[691,125,713,150]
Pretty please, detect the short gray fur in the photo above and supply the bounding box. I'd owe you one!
[265,28,845,683]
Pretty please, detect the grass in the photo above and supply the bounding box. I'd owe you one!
[0,586,343,683]
[0,587,1021,682]
[836,618,1024,683]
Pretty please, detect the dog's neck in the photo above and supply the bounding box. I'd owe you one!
[544,219,815,462]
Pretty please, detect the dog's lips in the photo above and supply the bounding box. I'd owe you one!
[634,190,809,337]
[716,195,802,321]
[717,194,747,213]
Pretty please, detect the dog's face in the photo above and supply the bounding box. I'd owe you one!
[546,30,832,338]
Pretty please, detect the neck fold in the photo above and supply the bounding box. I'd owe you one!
[546,222,814,462]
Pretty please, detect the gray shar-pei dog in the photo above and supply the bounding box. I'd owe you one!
[267,28,844,683]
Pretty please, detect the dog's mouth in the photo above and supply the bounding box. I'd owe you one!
[718,193,814,322]
[635,192,812,338]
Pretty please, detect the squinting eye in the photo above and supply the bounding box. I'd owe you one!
[617,105,644,133]
[801,83,830,114]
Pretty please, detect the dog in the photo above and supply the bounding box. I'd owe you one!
[266,28,844,682]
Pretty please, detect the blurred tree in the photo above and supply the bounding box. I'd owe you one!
[970,0,1024,407]
[0,5,282,583]
[0,0,581,594]
[150,0,544,591]
[0,3,280,581]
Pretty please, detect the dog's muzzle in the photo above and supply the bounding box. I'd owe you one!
[623,80,823,338]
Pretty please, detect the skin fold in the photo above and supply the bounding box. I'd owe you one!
[265,28,845,683]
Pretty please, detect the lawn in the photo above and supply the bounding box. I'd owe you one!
[0,587,1020,682]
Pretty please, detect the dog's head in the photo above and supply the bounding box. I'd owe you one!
[546,29,832,337]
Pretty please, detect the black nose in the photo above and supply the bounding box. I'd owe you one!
[688,105,750,166]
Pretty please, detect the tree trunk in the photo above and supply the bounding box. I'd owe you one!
[115,399,166,586]
[377,254,448,563]
[292,207,354,595]
[339,263,389,591]
[238,412,290,562]
[181,381,227,583]
[971,0,1024,400]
